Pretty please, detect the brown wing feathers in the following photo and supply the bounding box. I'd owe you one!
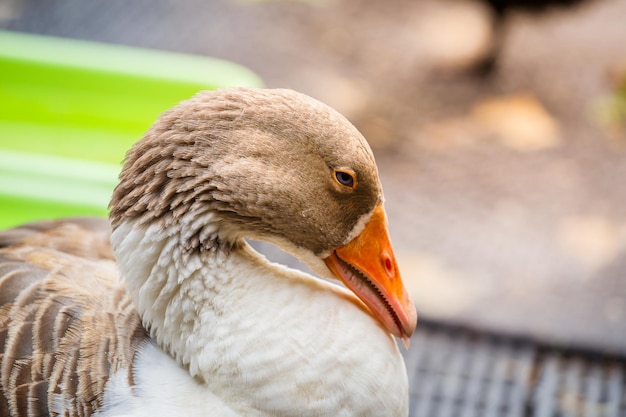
[0,219,147,417]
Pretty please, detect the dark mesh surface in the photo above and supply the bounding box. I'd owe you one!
[405,321,625,417]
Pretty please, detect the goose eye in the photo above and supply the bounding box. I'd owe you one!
[334,170,356,189]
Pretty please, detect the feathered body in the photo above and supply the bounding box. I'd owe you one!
[0,88,415,416]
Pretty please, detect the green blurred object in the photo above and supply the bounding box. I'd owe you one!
[0,30,263,228]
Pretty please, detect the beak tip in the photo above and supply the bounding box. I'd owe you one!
[398,302,417,348]
[402,335,411,349]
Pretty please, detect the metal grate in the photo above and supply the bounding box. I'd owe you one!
[405,321,626,417]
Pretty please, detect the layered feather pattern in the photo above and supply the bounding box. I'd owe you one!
[0,218,147,417]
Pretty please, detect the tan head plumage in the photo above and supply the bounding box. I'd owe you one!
[110,88,383,256]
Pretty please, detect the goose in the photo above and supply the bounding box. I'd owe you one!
[0,87,417,417]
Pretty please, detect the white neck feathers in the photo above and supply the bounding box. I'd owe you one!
[110,212,408,416]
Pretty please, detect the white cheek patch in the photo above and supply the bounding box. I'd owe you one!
[342,207,376,246]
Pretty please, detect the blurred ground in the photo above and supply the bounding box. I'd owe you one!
[2,0,626,352]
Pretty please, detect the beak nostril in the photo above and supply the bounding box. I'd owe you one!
[384,257,393,274]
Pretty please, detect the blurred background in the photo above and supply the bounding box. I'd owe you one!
[1,0,626,414]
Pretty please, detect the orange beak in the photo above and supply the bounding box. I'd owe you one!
[324,204,417,347]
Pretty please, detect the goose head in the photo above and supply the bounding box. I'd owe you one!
[110,87,417,344]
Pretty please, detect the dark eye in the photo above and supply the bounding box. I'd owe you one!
[334,170,356,189]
